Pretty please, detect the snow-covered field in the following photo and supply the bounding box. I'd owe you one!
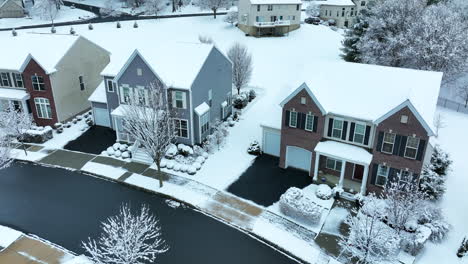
[0,6,96,29]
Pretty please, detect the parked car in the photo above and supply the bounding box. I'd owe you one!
[305,17,321,25]
[327,19,336,26]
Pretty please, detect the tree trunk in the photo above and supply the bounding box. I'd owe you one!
[237,87,240,95]
[172,0,176,12]
[213,8,217,19]
[22,142,27,156]
[156,161,163,188]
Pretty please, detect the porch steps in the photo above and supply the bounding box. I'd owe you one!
[131,148,153,165]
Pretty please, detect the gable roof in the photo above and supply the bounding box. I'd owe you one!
[282,62,442,135]
[280,82,326,115]
[249,0,301,5]
[0,0,22,9]
[320,0,355,6]
[0,34,108,74]
[102,42,215,89]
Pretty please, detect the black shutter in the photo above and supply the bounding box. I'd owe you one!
[376,131,384,151]
[299,113,306,129]
[341,121,348,140]
[412,173,419,184]
[393,135,401,155]
[349,122,355,142]
[12,74,17,87]
[312,116,318,132]
[6,74,12,87]
[398,136,408,157]
[364,125,371,145]
[387,168,398,187]
[285,110,290,126]
[26,99,32,113]
[416,139,426,161]
[370,163,378,185]
[327,118,334,137]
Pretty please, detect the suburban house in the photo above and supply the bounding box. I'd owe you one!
[237,0,302,36]
[261,62,442,196]
[0,34,110,127]
[89,42,233,161]
[0,0,24,18]
[318,0,372,28]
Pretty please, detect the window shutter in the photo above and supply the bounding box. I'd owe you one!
[171,91,176,108]
[370,163,378,185]
[387,168,397,187]
[182,92,187,109]
[285,110,290,126]
[119,86,124,103]
[12,74,17,87]
[341,121,348,140]
[327,118,334,137]
[349,122,355,141]
[6,73,12,87]
[398,136,408,157]
[364,125,371,145]
[299,113,306,129]
[313,116,318,132]
[416,139,426,161]
[412,173,419,183]
[393,135,401,155]
[376,131,384,151]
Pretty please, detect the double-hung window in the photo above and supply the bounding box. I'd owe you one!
[382,132,396,154]
[107,80,115,92]
[208,89,212,106]
[404,137,420,159]
[1,72,11,87]
[376,165,389,187]
[13,73,23,87]
[267,4,273,11]
[200,111,210,134]
[326,158,342,171]
[400,170,412,186]
[353,123,366,144]
[137,87,147,106]
[173,91,185,109]
[32,75,45,91]
[305,114,314,131]
[174,119,188,138]
[289,111,298,128]
[332,119,343,139]
[257,5,260,11]
[34,98,52,119]
[121,86,131,103]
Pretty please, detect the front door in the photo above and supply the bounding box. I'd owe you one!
[353,164,364,181]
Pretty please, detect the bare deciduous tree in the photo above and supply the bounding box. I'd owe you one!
[433,113,446,137]
[198,0,229,18]
[0,107,33,156]
[144,0,165,15]
[122,82,176,187]
[457,85,468,107]
[224,10,238,25]
[82,204,168,264]
[227,43,253,95]
[198,34,214,44]
[0,133,13,170]
[305,2,320,17]
[31,0,60,25]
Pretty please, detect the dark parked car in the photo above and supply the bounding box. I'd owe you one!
[305,17,321,25]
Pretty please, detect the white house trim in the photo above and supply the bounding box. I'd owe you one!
[280,82,327,115]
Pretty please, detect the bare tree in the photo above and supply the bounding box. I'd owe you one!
[82,204,168,264]
[339,195,400,264]
[0,107,33,156]
[144,0,165,15]
[198,34,214,44]
[198,0,229,18]
[227,43,253,95]
[224,10,238,25]
[433,113,446,137]
[122,82,176,188]
[305,2,320,17]
[0,133,13,170]
[457,85,468,107]
[31,0,60,25]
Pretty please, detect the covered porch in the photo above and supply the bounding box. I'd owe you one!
[313,140,373,195]
[0,88,30,113]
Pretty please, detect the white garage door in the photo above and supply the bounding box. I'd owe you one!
[286,146,312,172]
[94,107,111,127]
[263,129,281,157]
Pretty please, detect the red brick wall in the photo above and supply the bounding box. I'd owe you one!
[279,89,325,176]
[23,58,58,127]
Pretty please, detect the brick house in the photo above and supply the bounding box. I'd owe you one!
[0,34,110,127]
[261,62,442,196]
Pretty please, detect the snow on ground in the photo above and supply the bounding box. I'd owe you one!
[0,6,95,29]
[417,107,468,264]
[40,117,91,150]
[320,206,349,236]
[10,148,49,162]
[81,161,126,179]
[60,255,93,264]
[0,225,23,248]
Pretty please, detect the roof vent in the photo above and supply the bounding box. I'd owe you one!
[400,115,408,124]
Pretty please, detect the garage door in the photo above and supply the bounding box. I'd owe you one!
[93,107,110,127]
[286,146,312,172]
[263,129,281,157]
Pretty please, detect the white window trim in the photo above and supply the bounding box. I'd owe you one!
[174,118,189,139]
[400,170,413,185]
[0,72,11,87]
[375,164,389,187]
[331,118,344,139]
[382,132,396,154]
[107,80,115,92]
[120,85,132,104]
[34,97,52,119]
[305,114,314,132]
[404,137,420,159]
[289,111,298,128]
[13,73,23,88]
[325,157,342,172]
[200,111,210,135]
[353,123,366,144]
[32,74,45,91]
[172,91,187,109]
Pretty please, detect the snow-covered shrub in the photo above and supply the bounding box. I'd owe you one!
[187,166,197,175]
[22,126,53,143]
[113,143,121,151]
[203,136,216,154]
[193,162,201,170]
[202,152,208,159]
[86,119,93,126]
[160,159,167,168]
[64,122,72,128]
[431,145,452,176]
[177,144,193,156]
[133,21,138,28]
[88,23,93,30]
[248,89,256,101]
[193,145,205,157]
[116,21,121,28]
[173,163,181,171]
[279,187,322,225]
[114,150,122,158]
[165,144,178,159]
[106,147,115,155]
[76,115,83,121]
[54,122,63,129]
[198,35,214,44]
[233,94,247,109]
[401,226,431,256]
[457,237,468,258]
[315,184,332,200]
[70,27,76,35]
[56,127,63,134]
[224,10,238,25]
[196,156,205,164]
[332,186,344,197]
[121,151,130,159]
[12,28,17,37]
[72,118,78,124]
[227,117,235,127]
[419,164,446,200]
[417,201,450,242]
[180,164,188,173]
[166,160,174,169]
[119,144,128,152]
[247,141,261,156]
[51,26,56,33]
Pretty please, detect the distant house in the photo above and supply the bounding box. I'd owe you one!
[0,0,24,18]
[0,34,110,127]
[89,42,233,163]
[237,0,302,37]
[261,62,442,197]
[318,0,372,28]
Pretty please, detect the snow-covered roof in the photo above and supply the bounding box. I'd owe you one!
[194,102,210,115]
[250,0,301,5]
[102,42,214,89]
[0,34,83,74]
[88,81,107,103]
[315,140,373,165]
[320,0,355,6]
[260,104,282,130]
[0,88,30,100]
[111,104,129,117]
[282,62,442,134]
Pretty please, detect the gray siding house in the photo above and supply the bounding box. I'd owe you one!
[89,42,233,149]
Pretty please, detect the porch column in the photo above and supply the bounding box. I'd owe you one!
[338,160,346,187]
[313,153,320,181]
[360,164,370,196]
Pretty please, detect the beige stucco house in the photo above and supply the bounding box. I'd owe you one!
[238,0,302,37]
[318,0,372,28]
[0,0,24,18]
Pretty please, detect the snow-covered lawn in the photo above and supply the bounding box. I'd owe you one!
[417,107,468,264]
[39,116,91,150]
[0,6,96,29]
[10,148,49,162]
[81,161,126,179]
[0,225,22,248]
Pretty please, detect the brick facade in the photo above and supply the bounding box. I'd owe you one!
[23,58,58,127]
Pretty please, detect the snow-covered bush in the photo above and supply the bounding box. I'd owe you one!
[180,164,188,173]
[419,164,446,200]
[106,147,115,156]
[233,93,248,109]
[70,27,76,35]
[114,150,122,158]
[72,118,78,124]
[457,237,468,258]
[315,184,332,200]
[113,143,121,151]
[247,141,261,156]
[193,145,205,157]
[133,21,138,28]
[22,126,53,143]
[193,162,201,170]
[332,186,344,197]
[305,2,320,17]
[417,201,450,242]
[12,28,17,36]
[173,163,181,171]
[122,151,130,159]
[227,117,235,127]
[76,115,83,121]
[279,187,322,225]
[202,136,216,154]
[166,160,174,169]
[430,145,452,176]
[165,144,178,159]
[224,10,238,25]
[54,122,63,129]
[119,144,128,152]
[88,23,93,30]
[116,21,121,28]
[177,144,193,156]
[64,122,71,128]
[198,35,214,44]
[401,226,431,256]
[196,156,205,164]
[187,166,197,175]
[248,89,256,101]
[86,118,93,126]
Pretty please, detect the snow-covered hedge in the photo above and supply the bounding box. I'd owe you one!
[279,187,322,225]
[103,143,132,160]
[315,184,332,200]
[401,225,432,256]
[22,126,53,143]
